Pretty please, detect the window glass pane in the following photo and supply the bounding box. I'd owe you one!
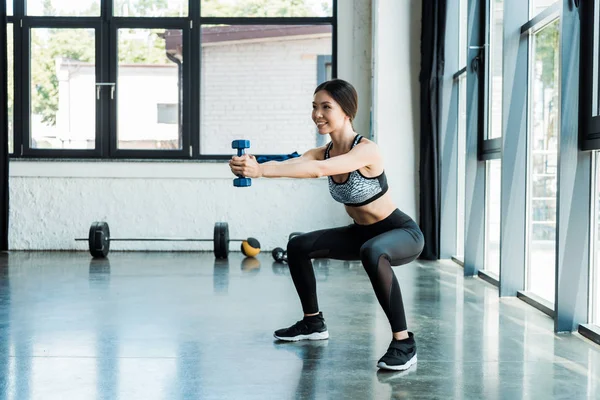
[593,152,600,325]
[593,0,600,117]
[200,24,333,155]
[114,0,188,17]
[7,0,13,15]
[531,0,557,18]
[488,0,503,139]
[457,75,467,258]
[8,23,13,154]
[201,0,333,17]
[485,159,501,275]
[526,19,560,304]
[26,0,100,16]
[117,28,182,150]
[459,0,467,67]
[30,28,96,150]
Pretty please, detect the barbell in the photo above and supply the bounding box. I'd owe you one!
[75,221,260,259]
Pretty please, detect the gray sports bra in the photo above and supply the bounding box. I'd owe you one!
[324,134,389,207]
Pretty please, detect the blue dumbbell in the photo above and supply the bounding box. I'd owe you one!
[232,140,252,187]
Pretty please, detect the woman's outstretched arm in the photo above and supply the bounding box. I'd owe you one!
[230,141,380,179]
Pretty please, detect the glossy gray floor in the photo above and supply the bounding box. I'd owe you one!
[0,252,599,400]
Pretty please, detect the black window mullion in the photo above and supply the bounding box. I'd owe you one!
[12,17,23,156]
[98,17,109,158]
[181,25,191,158]
[20,21,31,156]
[474,0,488,160]
[198,17,334,25]
[108,18,117,157]
[20,16,100,26]
[14,0,24,16]
[190,1,200,158]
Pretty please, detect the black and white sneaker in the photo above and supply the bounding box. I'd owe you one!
[273,312,329,341]
[377,332,417,371]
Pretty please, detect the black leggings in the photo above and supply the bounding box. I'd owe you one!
[286,209,424,332]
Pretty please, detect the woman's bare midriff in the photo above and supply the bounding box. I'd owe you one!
[344,192,398,225]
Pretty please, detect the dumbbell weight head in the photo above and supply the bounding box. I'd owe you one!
[272,247,287,263]
[232,140,250,154]
[233,178,252,187]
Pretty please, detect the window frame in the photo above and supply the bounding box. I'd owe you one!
[581,0,600,150]
[7,0,338,160]
[478,0,501,161]
[522,2,561,308]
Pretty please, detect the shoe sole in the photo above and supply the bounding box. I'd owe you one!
[273,331,329,341]
[377,354,417,371]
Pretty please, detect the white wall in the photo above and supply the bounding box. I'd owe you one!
[372,0,422,221]
[8,0,422,253]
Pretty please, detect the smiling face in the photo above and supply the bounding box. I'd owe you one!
[312,90,351,135]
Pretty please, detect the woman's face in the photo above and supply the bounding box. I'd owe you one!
[312,90,350,135]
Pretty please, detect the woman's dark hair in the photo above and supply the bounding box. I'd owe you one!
[314,79,358,121]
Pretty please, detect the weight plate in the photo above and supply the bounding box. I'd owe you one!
[213,222,229,259]
[89,221,110,258]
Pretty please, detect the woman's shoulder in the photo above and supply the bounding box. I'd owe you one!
[354,135,380,152]
[302,144,330,160]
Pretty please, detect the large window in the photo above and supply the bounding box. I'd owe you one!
[6,0,336,159]
[526,18,560,304]
[485,159,501,275]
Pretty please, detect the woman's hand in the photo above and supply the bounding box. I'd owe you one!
[229,154,263,178]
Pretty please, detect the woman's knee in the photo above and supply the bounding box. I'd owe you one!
[360,244,387,273]
[287,234,312,259]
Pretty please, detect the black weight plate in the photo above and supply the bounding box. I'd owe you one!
[213,222,229,259]
[89,221,110,258]
[272,247,285,263]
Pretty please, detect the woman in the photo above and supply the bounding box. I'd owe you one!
[229,79,424,371]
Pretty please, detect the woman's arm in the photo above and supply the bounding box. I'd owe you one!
[260,146,325,166]
[230,142,380,179]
